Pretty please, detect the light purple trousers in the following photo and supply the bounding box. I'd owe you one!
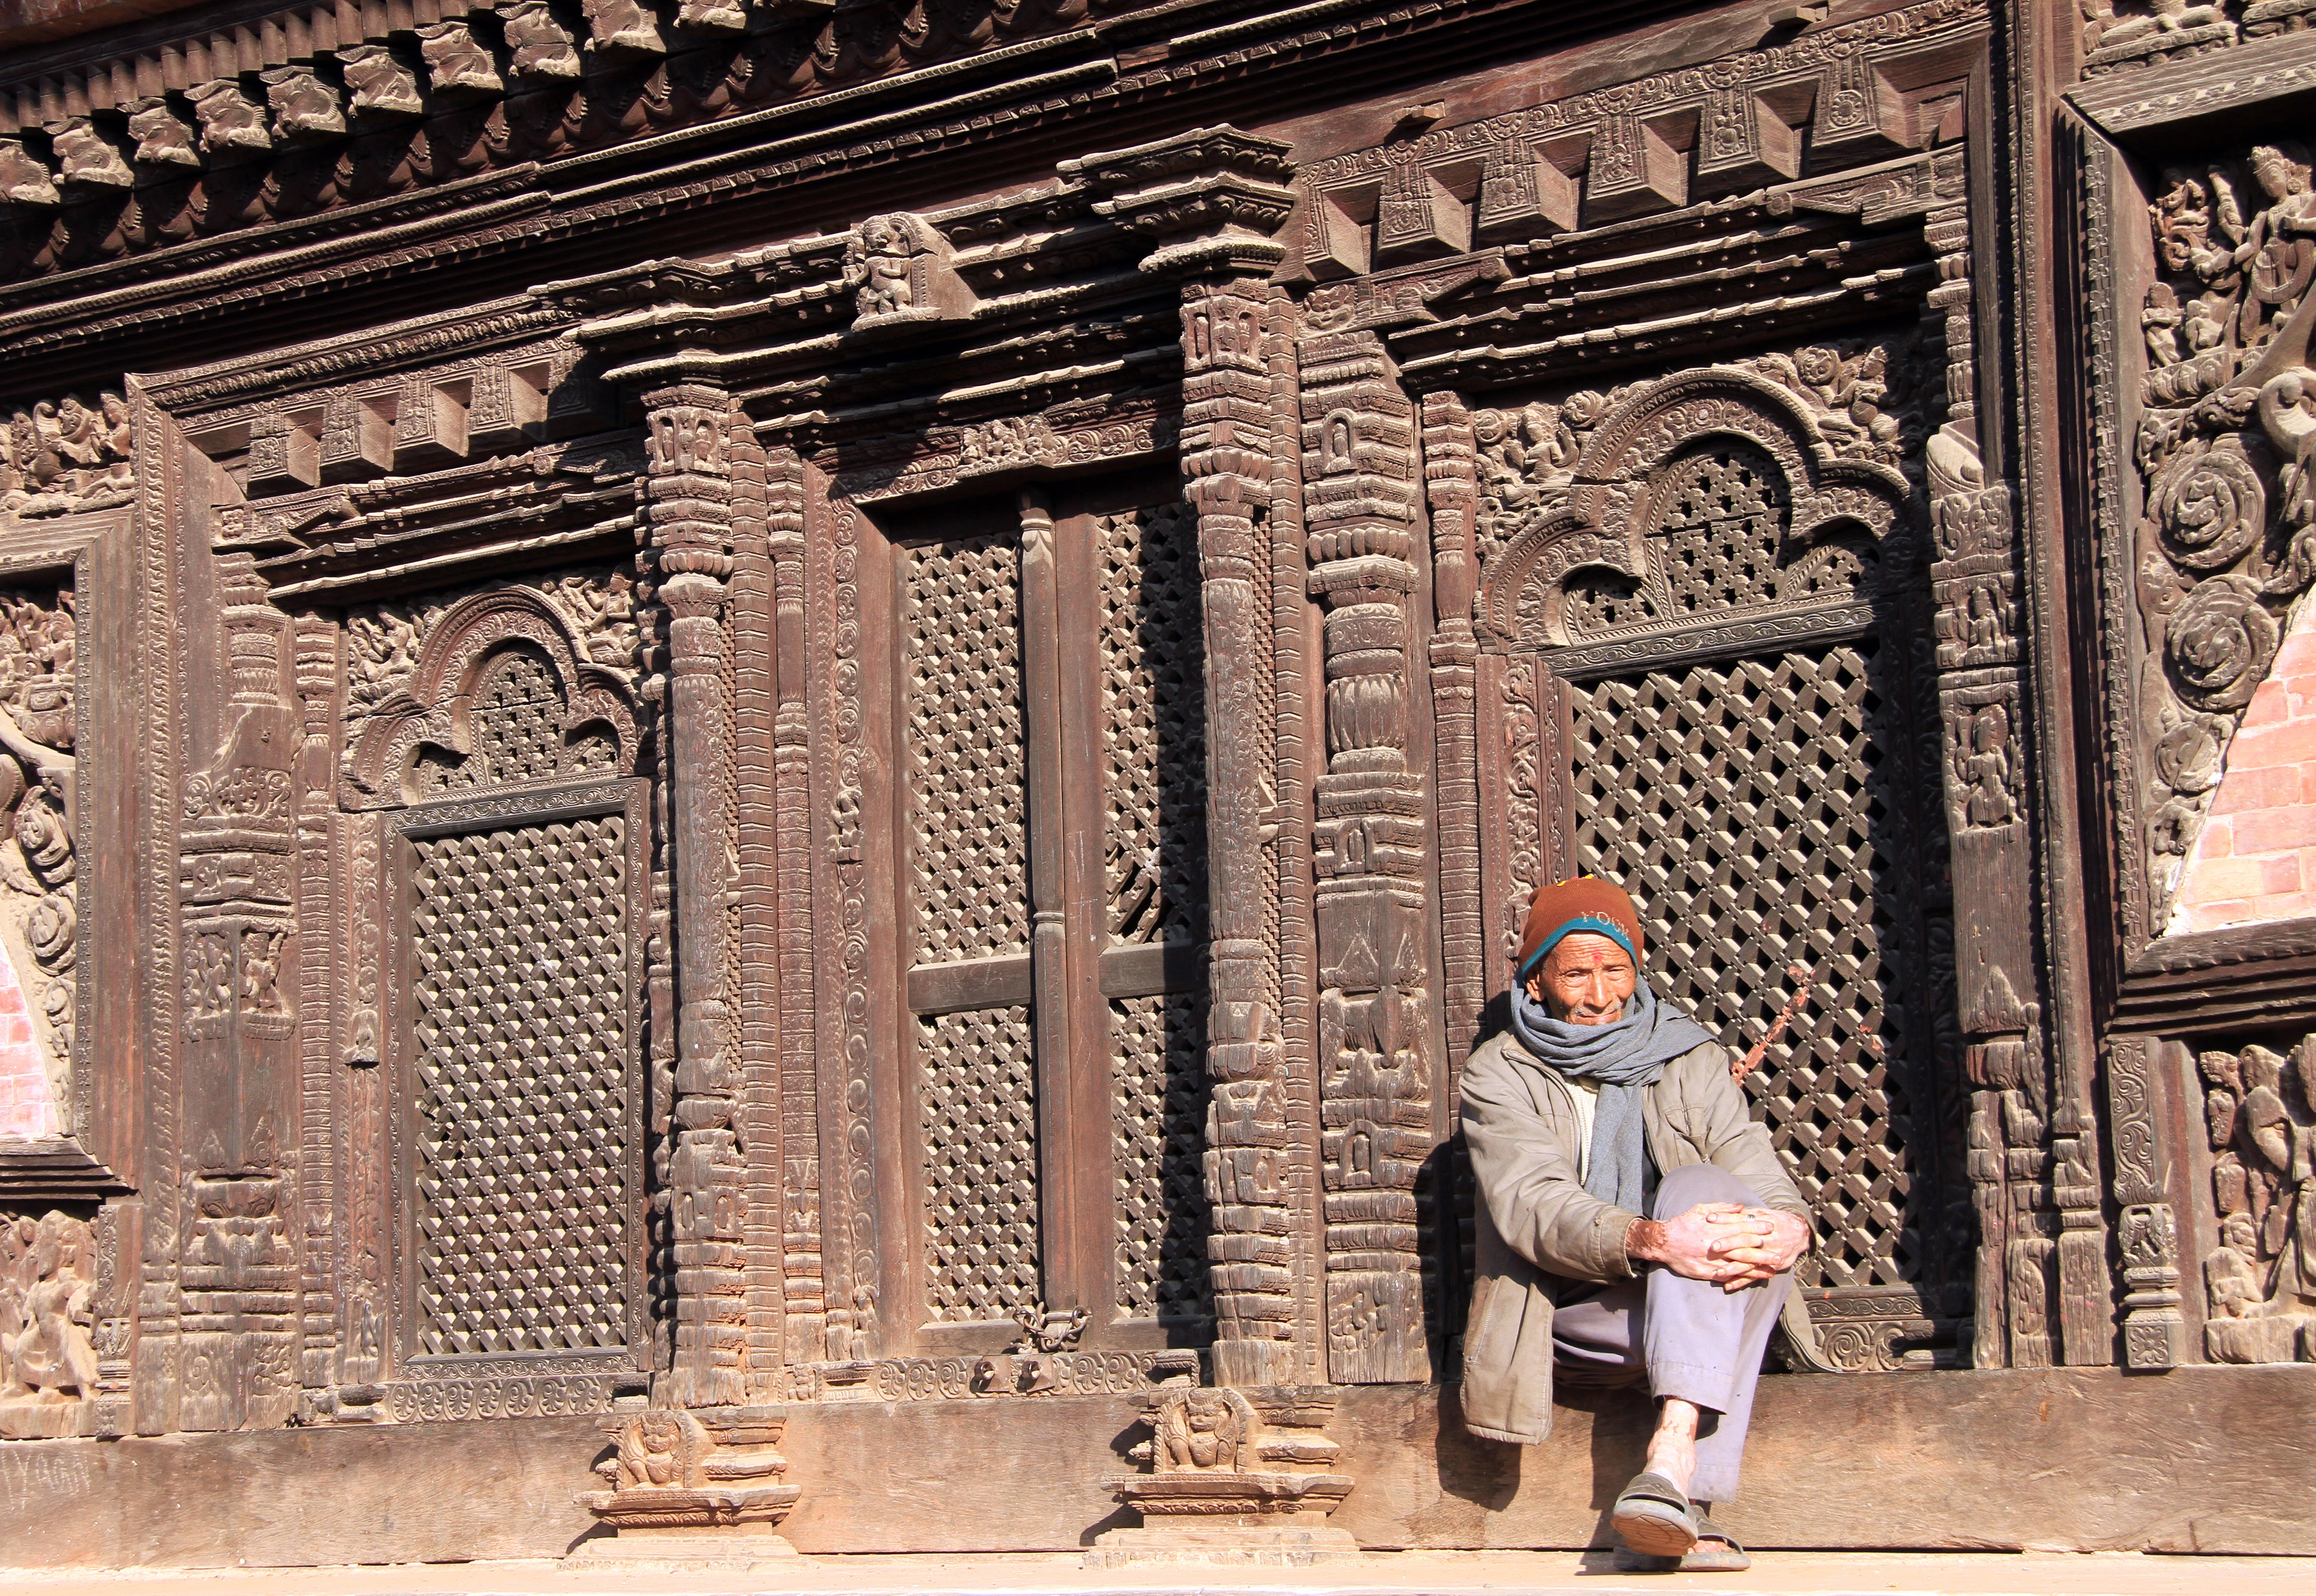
[1550,1161,1792,1503]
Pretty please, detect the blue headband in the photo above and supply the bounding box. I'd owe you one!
[1515,914,1637,981]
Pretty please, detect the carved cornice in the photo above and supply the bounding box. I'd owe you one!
[1062,125,1298,278]
[2067,25,2316,136]
[3,0,1715,383]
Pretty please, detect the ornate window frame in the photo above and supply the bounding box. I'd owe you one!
[0,507,134,1202]
[340,584,641,813]
[1474,366,1959,1370]
[2067,31,2316,1035]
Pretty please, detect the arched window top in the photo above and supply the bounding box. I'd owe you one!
[342,586,639,812]
[1478,367,1911,650]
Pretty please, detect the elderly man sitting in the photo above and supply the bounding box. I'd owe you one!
[1459,876,1811,1573]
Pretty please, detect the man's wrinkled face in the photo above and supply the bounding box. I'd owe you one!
[1527,932,1636,1026]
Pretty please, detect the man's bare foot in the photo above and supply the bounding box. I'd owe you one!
[1643,1396,1701,1498]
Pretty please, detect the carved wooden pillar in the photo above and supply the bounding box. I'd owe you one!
[1922,195,2110,1367]
[1421,391,1484,1094]
[1299,319,1434,1385]
[2105,1035,2186,1368]
[764,445,824,1369]
[727,412,784,1392]
[290,614,339,1397]
[178,542,302,1432]
[1181,280,1306,1386]
[1080,127,1320,1385]
[644,383,746,1408]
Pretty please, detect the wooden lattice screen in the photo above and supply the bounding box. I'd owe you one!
[1553,443,1964,1369]
[895,496,1211,1341]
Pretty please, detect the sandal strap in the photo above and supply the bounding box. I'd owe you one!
[1692,1511,1744,1553]
[1618,1470,1693,1513]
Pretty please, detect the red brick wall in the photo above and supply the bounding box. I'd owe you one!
[2172,606,2316,934]
[0,944,59,1140]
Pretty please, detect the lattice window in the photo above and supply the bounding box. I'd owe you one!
[1097,503,1208,947]
[1565,570,1661,636]
[1656,446,1787,618]
[410,815,630,1354]
[903,535,1029,964]
[1111,989,1212,1321]
[410,646,617,795]
[1563,444,1879,639]
[1570,642,1932,1291]
[919,1005,1042,1321]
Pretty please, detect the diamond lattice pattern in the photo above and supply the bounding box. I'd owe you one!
[1111,990,1213,1321]
[919,1005,1042,1321]
[1097,503,1208,948]
[1571,642,1923,1289]
[1657,446,1786,618]
[411,815,629,1353]
[904,535,1030,964]
[412,647,616,795]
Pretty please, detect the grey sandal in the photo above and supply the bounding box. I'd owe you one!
[1683,1511,1751,1573]
[1610,1469,1699,1559]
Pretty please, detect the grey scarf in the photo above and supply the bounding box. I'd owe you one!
[1507,981,1713,1214]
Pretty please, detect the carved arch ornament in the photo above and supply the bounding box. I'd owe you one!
[340,586,640,811]
[1478,368,1910,648]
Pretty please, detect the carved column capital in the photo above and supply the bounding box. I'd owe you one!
[1067,127,1299,280]
[645,385,737,590]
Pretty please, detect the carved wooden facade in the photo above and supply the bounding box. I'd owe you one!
[3,0,2315,1549]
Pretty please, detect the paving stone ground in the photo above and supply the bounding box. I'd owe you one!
[2,1550,2308,1596]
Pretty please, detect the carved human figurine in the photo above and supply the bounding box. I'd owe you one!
[2144,283,2185,368]
[0,1213,97,1404]
[1155,1387,1249,1472]
[853,216,917,319]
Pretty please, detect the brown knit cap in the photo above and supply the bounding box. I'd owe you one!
[1514,876,1643,981]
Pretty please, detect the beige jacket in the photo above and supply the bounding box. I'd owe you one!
[1457,1027,1808,1445]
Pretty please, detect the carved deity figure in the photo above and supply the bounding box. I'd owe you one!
[851,215,919,319]
[2201,1040,2316,1362]
[2084,0,2227,54]
[0,1211,98,1405]
[2,394,133,520]
[1757,343,1902,459]
[1955,702,2018,829]
[2233,145,2316,348]
[0,587,78,1124]
[611,1411,699,1489]
[1153,1386,1253,1473]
